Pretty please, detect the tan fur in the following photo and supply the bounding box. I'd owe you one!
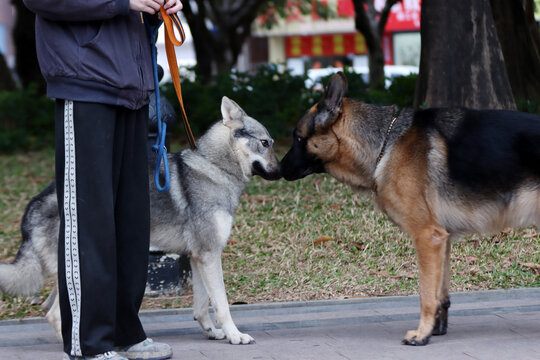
[373,127,452,342]
[307,100,380,189]
[282,73,540,345]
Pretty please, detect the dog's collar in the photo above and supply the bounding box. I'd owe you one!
[372,107,402,192]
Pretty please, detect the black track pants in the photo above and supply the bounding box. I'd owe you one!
[55,100,150,356]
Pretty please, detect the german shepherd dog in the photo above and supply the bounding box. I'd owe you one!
[280,72,540,345]
[0,97,281,345]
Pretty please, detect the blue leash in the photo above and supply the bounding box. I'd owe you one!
[146,17,170,192]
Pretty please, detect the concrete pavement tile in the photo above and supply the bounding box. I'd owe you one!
[0,288,538,360]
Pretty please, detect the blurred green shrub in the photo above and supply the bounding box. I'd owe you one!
[162,65,311,139]
[12,64,538,153]
[0,85,54,153]
[162,65,420,140]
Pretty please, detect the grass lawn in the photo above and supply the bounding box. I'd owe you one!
[0,146,539,319]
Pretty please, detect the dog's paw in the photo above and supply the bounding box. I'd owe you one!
[207,328,226,340]
[228,332,255,345]
[402,330,431,346]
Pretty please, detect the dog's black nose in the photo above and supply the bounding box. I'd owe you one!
[253,161,282,181]
[280,150,325,181]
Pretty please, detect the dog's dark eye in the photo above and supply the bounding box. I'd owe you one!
[260,139,270,148]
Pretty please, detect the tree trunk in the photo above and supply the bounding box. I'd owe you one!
[367,45,385,88]
[12,0,46,94]
[414,0,516,110]
[490,0,540,107]
[182,0,261,83]
[353,0,401,90]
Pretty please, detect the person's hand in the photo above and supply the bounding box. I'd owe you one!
[164,0,183,14]
[130,0,164,14]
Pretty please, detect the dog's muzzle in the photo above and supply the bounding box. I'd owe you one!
[253,161,282,181]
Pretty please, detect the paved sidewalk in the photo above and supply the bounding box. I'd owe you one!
[1,288,539,360]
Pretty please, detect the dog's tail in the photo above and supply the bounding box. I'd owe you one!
[0,242,45,296]
[0,182,58,296]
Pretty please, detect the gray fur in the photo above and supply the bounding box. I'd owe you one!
[0,96,281,345]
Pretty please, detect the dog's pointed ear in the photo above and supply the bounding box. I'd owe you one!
[324,72,347,112]
[314,72,347,130]
[221,96,244,129]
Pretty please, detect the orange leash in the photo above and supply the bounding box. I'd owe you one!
[160,8,197,149]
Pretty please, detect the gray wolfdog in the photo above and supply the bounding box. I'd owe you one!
[0,96,281,345]
[280,72,540,346]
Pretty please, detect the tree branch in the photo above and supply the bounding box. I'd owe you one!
[378,0,402,36]
[352,0,378,50]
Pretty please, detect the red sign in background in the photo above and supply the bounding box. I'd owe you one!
[285,33,367,57]
[283,1,420,60]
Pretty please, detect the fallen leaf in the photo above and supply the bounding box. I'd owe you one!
[369,270,415,279]
[307,235,333,247]
[340,295,369,299]
[523,231,539,239]
[28,177,48,184]
[521,262,540,274]
[314,235,333,244]
[455,269,479,276]
[246,195,273,203]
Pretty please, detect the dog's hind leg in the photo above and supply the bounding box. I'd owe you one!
[402,224,450,346]
[190,259,225,340]
[192,252,254,345]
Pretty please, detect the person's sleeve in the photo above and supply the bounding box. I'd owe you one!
[22,0,131,22]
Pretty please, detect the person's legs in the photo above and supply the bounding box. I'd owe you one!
[56,101,169,359]
[56,101,120,356]
[111,107,173,360]
[113,106,150,347]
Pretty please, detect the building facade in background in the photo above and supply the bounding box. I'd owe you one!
[251,0,421,75]
[8,1,540,81]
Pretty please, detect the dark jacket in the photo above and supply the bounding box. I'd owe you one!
[22,0,155,110]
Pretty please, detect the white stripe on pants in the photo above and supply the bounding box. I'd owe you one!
[63,100,82,356]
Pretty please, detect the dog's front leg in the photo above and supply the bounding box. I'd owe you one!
[190,259,225,340]
[42,284,62,340]
[192,252,254,345]
[432,240,451,336]
[403,225,450,346]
